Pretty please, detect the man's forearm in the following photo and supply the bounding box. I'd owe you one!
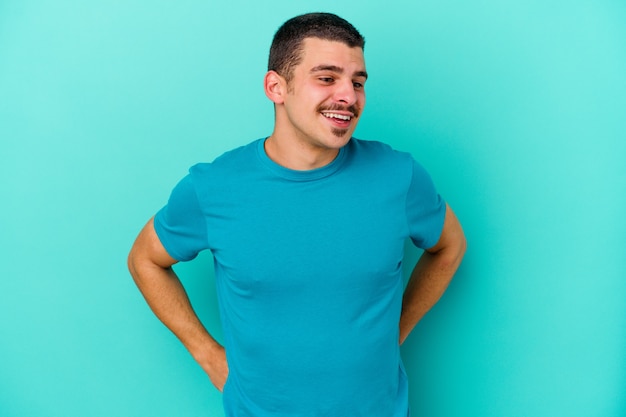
[399,249,462,343]
[399,205,466,344]
[128,243,228,390]
[129,261,217,353]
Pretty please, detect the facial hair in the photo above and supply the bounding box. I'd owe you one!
[318,103,361,138]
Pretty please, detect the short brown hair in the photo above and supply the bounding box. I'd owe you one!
[268,13,365,83]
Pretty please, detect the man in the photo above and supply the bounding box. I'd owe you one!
[128,12,466,417]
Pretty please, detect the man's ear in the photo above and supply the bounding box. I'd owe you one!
[264,71,287,104]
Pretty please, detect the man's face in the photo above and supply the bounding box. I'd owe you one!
[279,38,367,152]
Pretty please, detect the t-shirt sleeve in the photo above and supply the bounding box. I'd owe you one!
[406,159,446,249]
[153,173,209,262]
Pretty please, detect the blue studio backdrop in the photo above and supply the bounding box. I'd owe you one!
[1,1,625,416]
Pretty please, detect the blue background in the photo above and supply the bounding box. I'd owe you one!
[1,1,625,416]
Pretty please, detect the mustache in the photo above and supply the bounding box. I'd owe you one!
[318,104,361,118]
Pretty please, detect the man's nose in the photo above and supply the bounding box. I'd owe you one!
[333,80,358,105]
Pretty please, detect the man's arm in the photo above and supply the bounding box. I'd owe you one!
[399,204,467,344]
[127,218,228,391]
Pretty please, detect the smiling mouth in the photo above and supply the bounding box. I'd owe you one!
[321,111,355,137]
[321,112,353,122]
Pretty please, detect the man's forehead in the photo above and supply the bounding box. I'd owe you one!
[300,38,366,70]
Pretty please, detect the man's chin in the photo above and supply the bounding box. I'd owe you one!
[331,127,351,139]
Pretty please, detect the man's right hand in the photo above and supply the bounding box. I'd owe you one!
[196,343,229,392]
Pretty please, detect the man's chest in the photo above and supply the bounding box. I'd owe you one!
[204,178,408,294]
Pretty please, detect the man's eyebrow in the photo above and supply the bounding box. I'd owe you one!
[310,65,368,79]
[310,65,343,74]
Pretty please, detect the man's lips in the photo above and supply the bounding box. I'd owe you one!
[320,111,354,122]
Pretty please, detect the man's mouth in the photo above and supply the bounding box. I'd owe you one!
[321,112,353,122]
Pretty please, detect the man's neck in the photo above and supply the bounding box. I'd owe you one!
[264,133,340,171]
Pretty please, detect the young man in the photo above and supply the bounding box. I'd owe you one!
[128,12,466,417]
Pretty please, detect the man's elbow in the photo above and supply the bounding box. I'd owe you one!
[127,245,142,282]
[127,239,153,284]
[452,233,467,266]
[439,236,466,270]
[428,224,467,270]
[437,205,467,267]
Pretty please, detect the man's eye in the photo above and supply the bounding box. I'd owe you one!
[353,82,364,89]
[319,77,334,83]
